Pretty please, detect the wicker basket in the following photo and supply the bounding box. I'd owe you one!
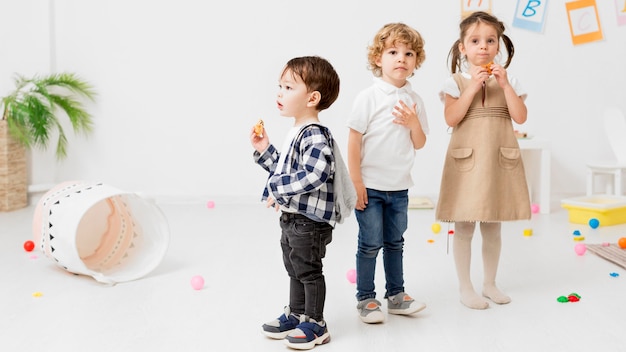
[0,119,28,211]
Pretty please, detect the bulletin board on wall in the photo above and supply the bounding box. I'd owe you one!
[461,0,626,45]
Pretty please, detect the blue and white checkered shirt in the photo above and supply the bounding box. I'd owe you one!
[254,124,336,226]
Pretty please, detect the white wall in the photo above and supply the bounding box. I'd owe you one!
[0,0,57,190]
[2,0,626,205]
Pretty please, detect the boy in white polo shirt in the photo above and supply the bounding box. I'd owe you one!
[347,22,429,324]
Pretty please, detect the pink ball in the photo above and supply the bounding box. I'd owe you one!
[530,203,540,214]
[346,269,356,284]
[206,200,215,209]
[190,275,205,290]
[574,243,587,256]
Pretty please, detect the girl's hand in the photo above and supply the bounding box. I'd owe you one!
[490,63,511,89]
[470,64,491,93]
[392,100,419,129]
[250,124,269,152]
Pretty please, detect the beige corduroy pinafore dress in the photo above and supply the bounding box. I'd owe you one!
[436,73,531,223]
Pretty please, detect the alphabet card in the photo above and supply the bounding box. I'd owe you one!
[513,0,549,32]
[461,0,492,19]
[616,0,626,26]
[566,0,603,45]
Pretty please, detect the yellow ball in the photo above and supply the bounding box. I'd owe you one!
[431,223,441,234]
[523,229,533,237]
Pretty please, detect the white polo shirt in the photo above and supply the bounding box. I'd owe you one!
[347,77,429,191]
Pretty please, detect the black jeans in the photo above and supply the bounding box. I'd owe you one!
[279,212,333,322]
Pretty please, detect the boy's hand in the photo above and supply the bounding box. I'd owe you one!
[353,181,368,211]
[266,196,280,211]
[392,100,419,130]
[250,123,269,152]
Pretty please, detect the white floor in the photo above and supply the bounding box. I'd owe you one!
[2,197,626,352]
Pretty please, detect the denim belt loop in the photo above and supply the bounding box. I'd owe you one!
[281,212,292,223]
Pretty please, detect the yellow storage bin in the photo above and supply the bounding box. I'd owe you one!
[561,196,626,226]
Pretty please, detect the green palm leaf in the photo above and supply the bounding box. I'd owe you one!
[1,72,96,160]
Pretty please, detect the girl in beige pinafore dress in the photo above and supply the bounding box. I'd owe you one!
[436,74,531,222]
[438,11,531,311]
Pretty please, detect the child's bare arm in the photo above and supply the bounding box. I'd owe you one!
[347,128,367,210]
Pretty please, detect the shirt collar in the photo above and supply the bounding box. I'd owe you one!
[461,72,493,79]
[373,77,412,95]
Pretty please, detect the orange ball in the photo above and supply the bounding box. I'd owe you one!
[618,237,626,249]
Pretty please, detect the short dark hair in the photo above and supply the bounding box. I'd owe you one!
[282,56,340,111]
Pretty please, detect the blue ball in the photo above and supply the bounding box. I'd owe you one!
[589,218,600,229]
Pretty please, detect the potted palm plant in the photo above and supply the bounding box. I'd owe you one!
[0,72,96,211]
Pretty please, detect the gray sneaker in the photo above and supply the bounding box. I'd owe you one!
[387,292,426,315]
[357,298,385,323]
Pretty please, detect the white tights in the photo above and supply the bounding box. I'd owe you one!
[453,221,511,309]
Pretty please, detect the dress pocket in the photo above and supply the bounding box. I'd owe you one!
[499,147,520,170]
[451,148,474,172]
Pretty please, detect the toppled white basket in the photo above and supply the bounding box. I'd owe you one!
[32,181,170,284]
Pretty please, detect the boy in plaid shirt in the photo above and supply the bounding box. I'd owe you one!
[250,56,341,350]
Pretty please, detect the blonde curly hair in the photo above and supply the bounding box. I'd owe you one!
[367,23,426,78]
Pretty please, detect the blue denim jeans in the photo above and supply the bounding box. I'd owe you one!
[355,189,408,301]
[279,212,333,321]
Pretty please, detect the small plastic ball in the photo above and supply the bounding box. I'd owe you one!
[23,240,35,252]
[574,243,587,256]
[346,268,356,284]
[572,230,581,236]
[206,201,215,209]
[530,203,540,214]
[190,275,205,290]
[589,218,600,229]
[431,223,441,234]
[618,237,626,249]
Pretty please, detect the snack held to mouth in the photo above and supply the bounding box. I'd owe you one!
[254,119,264,137]
[482,62,493,75]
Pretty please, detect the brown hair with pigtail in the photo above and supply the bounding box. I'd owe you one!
[447,11,515,73]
